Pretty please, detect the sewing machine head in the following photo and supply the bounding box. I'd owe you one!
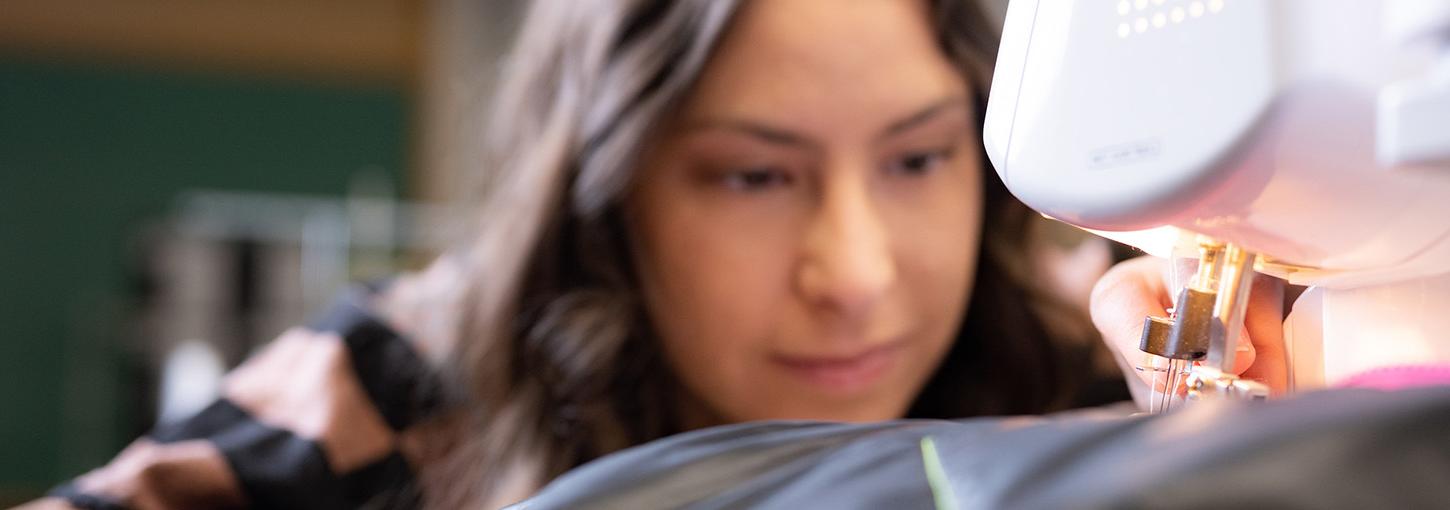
[984,0,1450,407]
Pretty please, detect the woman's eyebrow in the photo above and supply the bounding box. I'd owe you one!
[878,97,968,140]
[679,96,968,148]
[681,119,818,150]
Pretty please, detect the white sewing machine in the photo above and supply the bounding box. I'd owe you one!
[984,0,1450,406]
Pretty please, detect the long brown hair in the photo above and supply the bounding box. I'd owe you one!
[422,0,1104,507]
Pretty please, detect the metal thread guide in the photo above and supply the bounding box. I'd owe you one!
[1137,238,1269,413]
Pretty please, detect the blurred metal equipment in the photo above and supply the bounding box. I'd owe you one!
[140,176,450,422]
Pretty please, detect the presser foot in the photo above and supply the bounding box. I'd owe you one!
[1185,366,1269,402]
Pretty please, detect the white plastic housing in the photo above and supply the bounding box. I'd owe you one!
[984,0,1450,288]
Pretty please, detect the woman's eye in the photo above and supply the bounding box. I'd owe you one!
[887,148,954,177]
[721,168,791,191]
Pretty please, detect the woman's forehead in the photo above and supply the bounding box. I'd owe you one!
[677,0,970,138]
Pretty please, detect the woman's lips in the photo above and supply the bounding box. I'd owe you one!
[771,341,903,394]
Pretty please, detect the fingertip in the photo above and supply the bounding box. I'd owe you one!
[1232,335,1257,375]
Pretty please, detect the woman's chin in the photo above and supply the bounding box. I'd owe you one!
[730,393,914,424]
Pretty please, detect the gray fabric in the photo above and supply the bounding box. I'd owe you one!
[515,387,1450,509]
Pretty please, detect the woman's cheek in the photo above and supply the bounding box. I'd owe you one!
[889,162,981,348]
[647,201,803,410]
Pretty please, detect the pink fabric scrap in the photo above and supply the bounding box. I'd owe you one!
[1336,364,1450,391]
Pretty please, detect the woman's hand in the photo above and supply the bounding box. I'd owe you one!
[1089,256,1289,409]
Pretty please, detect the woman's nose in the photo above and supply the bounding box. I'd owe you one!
[796,176,897,321]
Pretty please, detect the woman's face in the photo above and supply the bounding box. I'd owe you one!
[627,0,983,425]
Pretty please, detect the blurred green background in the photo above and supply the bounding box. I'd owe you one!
[0,0,529,503]
[0,55,410,504]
